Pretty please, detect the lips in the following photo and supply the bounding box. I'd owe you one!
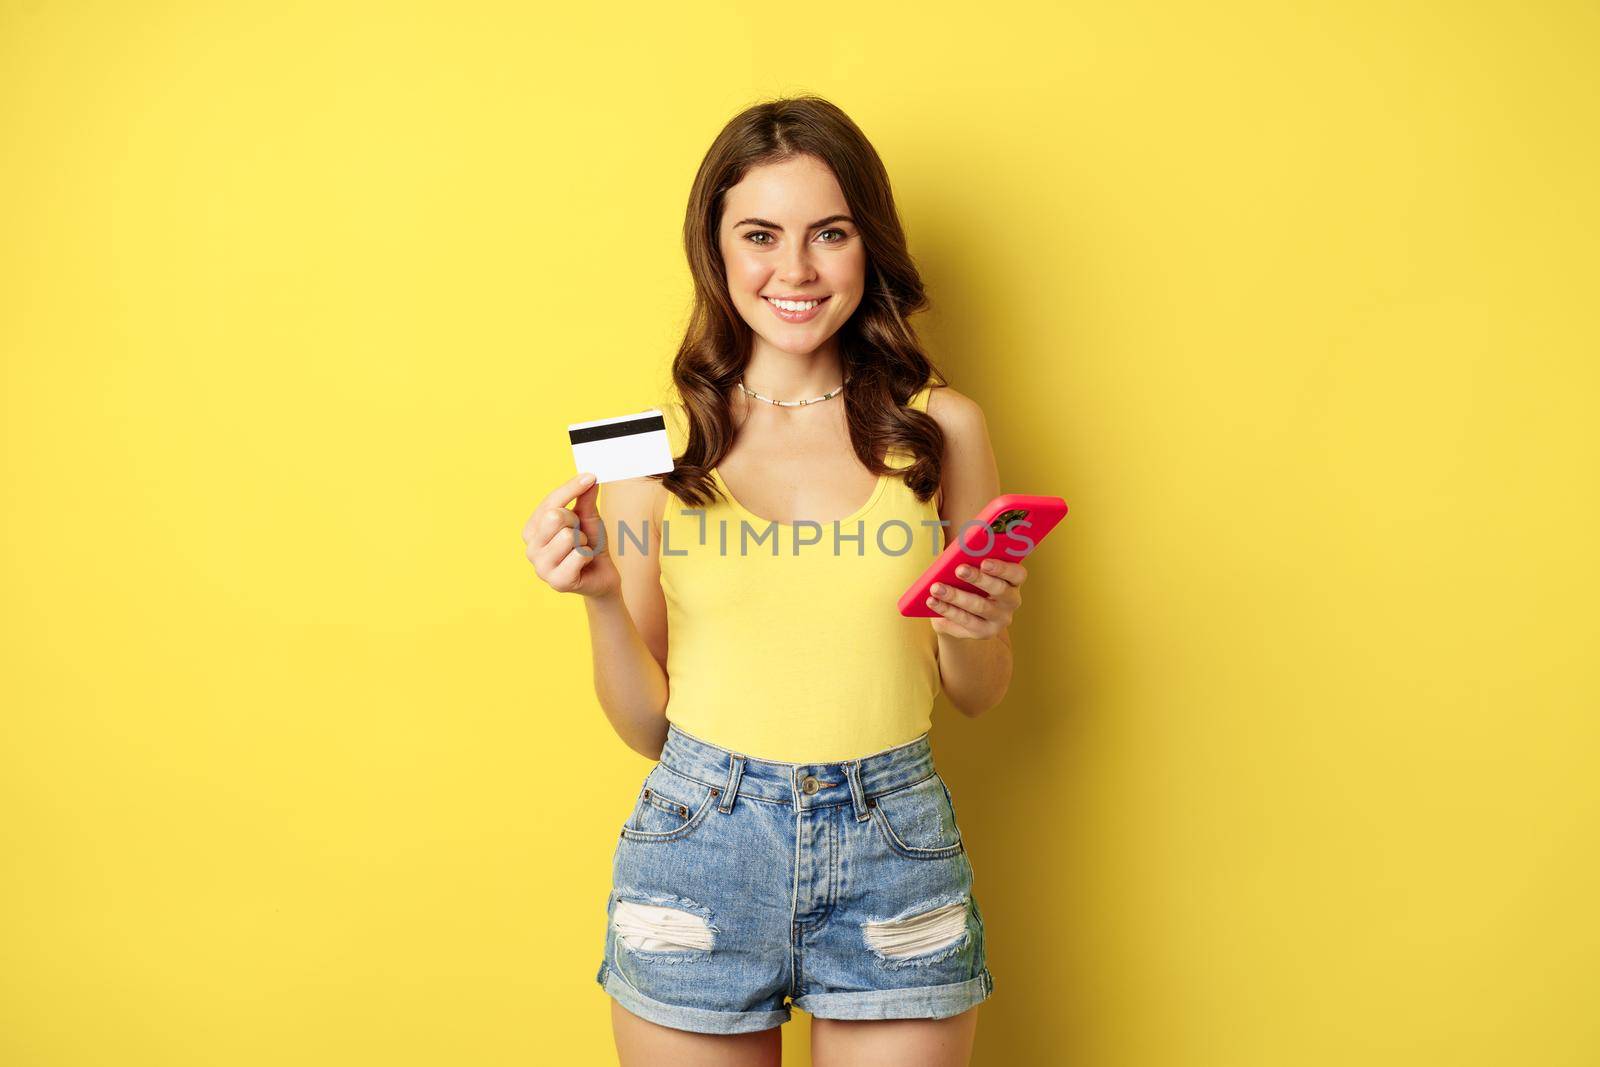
[763,295,829,323]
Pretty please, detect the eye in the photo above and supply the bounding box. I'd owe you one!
[741,228,851,246]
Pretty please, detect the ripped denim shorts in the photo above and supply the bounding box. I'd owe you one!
[595,721,995,1034]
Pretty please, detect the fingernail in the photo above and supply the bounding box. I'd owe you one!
[931,584,945,595]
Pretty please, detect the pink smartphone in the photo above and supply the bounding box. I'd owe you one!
[898,494,1069,617]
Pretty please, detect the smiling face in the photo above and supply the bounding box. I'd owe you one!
[718,154,867,359]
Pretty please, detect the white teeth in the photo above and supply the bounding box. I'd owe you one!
[767,297,821,311]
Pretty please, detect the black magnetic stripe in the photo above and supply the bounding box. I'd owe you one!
[569,413,666,445]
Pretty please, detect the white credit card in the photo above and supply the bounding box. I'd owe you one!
[568,408,676,484]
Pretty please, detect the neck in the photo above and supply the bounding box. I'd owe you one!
[741,339,846,401]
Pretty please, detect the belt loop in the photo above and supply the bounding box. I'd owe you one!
[845,760,871,822]
[720,754,745,813]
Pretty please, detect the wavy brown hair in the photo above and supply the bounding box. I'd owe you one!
[654,94,948,510]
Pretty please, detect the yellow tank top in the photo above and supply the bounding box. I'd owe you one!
[656,382,944,763]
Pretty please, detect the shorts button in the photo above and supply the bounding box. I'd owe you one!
[802,775,819,795]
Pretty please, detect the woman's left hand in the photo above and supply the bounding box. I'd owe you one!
[925,558,1025,640]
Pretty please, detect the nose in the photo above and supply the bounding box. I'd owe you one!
[778,240,817,285]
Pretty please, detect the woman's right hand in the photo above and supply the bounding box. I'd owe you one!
[523,472,620,600]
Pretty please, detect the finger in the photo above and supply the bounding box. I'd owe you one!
[525,504,579,549]
[533,524,589,573]
[951,563,1008,596]
[931,616,984,640]
[523,492,580,543]
[545,543,593,591]
[926,594,989,634]
[978,558,1027,586]
[929,581,995,620]
[532,472,599,523]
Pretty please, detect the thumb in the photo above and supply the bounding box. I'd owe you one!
[570,476,604,529]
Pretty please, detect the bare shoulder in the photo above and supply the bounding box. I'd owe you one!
[924,383,989,439]
[597,475,669,558]
[924,382,1009,647]
[921,384,997,521]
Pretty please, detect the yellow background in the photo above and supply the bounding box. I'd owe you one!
[3,1,1596,1063]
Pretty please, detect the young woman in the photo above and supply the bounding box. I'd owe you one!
[525,96,1026,1067]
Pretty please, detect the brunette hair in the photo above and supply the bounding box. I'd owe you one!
[654,94,947,510]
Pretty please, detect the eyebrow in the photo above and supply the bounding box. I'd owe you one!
[733,215,854,230]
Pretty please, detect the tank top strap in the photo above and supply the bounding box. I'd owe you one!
[886,379,938,470]
[655,377,944,763]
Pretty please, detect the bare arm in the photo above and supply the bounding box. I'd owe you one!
[925,386,1015,717]
[583,476,672,758]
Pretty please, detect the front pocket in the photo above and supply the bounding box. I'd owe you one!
[868,773,965,860]
[620,765,721,843]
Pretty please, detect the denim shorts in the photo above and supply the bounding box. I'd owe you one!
[595,721,995,1034]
